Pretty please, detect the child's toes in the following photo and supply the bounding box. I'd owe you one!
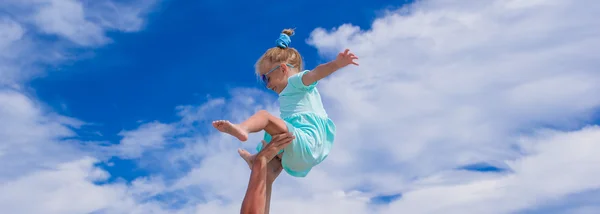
[212,120,227,130]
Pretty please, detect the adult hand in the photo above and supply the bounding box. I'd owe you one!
[240,132,293,214]
[262,137,286,184]
[266,157,283,184]
[255,132,294,163]
[263,133,292,183]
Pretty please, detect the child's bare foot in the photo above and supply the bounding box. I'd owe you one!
[212,120,249,142]
[238,148,255,169]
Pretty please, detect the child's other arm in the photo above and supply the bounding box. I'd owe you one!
[302,49,359,86]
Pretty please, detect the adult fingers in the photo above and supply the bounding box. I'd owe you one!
[271,132,294,144]
[272,135,294,148]
[274,138,293,150]
[263,138,293,155]
[271,132,292,141]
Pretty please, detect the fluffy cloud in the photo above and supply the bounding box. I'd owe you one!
[0,90,82,181]
[1,0,155,45]
[113,121,174,159]
[0,0,164,214]
[302,0,600,212]
[381,126,600,214]
[0,157,119,214]
[0,0,157,86]
[0,90,169,214]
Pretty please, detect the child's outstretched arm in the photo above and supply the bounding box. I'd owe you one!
[302,49,359,86]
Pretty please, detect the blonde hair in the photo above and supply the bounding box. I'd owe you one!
[255,28,303,76]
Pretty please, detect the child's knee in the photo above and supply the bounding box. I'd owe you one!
[257,110,271,117]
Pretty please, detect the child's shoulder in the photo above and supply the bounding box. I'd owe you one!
[292,70,311,77]
[287,70,317,92]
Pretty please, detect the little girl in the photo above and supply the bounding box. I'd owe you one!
[212,28,358,177]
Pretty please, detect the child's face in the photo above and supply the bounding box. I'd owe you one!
[262,62,290,94]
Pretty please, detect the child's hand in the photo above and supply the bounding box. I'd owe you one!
[334,49,359,68]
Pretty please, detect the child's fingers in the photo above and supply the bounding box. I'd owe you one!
[261,140,267,147]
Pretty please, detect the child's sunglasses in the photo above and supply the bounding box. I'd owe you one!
[261,63,294,84]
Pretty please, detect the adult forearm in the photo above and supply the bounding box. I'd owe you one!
[265,183,273,214]
[241,159,268,214]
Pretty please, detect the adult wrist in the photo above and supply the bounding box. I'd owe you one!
[253,156,268,168]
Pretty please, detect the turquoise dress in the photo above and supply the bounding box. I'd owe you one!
[256,70,336,177]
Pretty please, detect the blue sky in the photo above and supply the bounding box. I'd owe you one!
[2,0,600,213]
[27,0,409,184]
[30,0,406,132]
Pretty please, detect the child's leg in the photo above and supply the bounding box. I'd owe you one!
[212,110,288,142]
[213,110,288,167]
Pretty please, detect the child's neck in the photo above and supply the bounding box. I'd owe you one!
[286,69,300,78]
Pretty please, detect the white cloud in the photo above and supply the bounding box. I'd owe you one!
[0,0,157,86]
[0,17,28,87]
[0,88,180,214]
[0,18,24,50]
[33,0,107,45]
[301,0,600,212]
[1,0,156,46]
[381,126,600,214]
[0,90,82,182]
[0,157,121,214]
[307,0,600,177]
[113,121,174,159]
[83,0,158,33]
[0,1,168,214]
[28,0,157,46]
